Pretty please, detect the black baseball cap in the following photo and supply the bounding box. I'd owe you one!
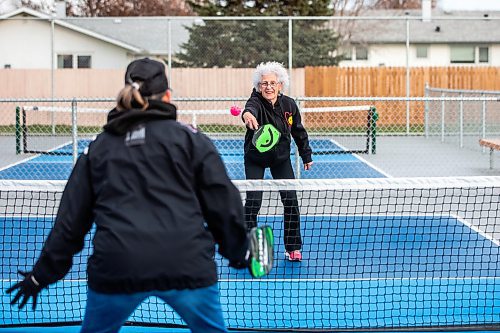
[124,58,169,97]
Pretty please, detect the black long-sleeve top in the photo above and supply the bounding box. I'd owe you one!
[32,100,248,293]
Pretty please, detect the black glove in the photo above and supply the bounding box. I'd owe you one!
[6,270,43,310]
[229,249,250,269]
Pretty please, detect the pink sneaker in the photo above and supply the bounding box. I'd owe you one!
[285,250,302,262]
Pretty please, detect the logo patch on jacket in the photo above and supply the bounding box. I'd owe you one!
[125,124,146,146]
[284,111,293,127]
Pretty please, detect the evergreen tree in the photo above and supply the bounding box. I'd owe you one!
[176,0,343,68]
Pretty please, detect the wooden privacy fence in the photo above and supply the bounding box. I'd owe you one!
[304,66,500,126]
[305,66,500,96]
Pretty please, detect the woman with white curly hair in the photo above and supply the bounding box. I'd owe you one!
[241,61,313,262]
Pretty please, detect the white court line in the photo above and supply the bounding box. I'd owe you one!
[0,154,40,172]
[452,213,500,247]
[0,140,74,172]
[219,276,500,283]
[0,213,470,219]
[326,138,393,178]
[251,213,461,218]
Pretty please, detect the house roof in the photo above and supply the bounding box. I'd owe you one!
[0,7,142,53]
[64,17,192,54]
[346,9,500,44]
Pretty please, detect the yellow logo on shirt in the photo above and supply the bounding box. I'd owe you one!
[284,112,293,127]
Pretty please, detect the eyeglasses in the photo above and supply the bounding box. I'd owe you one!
[259,81,279,88]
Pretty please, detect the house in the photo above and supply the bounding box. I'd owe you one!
[0,7,141,69]
[0,7,190,69]
[338,9,500,67]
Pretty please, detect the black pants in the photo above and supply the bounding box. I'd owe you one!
[244,157,302,252]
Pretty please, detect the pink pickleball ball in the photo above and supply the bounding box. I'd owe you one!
[230,106,241,116]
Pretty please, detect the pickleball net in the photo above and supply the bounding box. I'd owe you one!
[1,177,499,330]
[16,104,377,157]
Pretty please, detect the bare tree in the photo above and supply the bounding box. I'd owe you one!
[0,0,54,14]
[20,0,53,12]
[331,0,373,16]
[332,0,437,59]
[372,0,437,9]
[70,0,193,17]
[329,0,373,52]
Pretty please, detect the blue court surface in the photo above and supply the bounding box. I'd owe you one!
[1,214,499,330]
[0,138,386,180]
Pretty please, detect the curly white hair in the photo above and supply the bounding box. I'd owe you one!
[252,61,289,92]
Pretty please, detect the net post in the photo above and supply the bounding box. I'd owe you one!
[369,106,378,154]
[71,99,78,165]
[15,106,21,154]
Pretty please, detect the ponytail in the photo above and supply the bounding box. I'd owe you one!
[116,82,149,112]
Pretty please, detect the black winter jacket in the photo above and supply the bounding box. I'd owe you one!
[242,89,312,166]
[32,100,248,293]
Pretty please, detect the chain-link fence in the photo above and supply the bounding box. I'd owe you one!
[1,96,498,180]
[425,85,500,151]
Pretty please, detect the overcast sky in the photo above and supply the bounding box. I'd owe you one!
[3,0,500,14]
[440,0,500,10]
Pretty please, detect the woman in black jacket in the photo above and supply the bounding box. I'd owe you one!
[7,58,249,333]
[241,61,313,262]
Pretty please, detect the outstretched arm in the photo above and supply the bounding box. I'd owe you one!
[242,98,260,130]
[7,153,95,309]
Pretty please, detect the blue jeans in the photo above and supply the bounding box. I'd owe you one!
[80,284,227,333]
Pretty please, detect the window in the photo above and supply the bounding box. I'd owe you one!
[57,54,92,68]
[450,45,490,64]
[57,54,73,68]
[416,45,428,58]
[450,46,475,63]
[77,55,91,68]
[479,47,489,63]
[342,48,352,60]
[355,46,368,60]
